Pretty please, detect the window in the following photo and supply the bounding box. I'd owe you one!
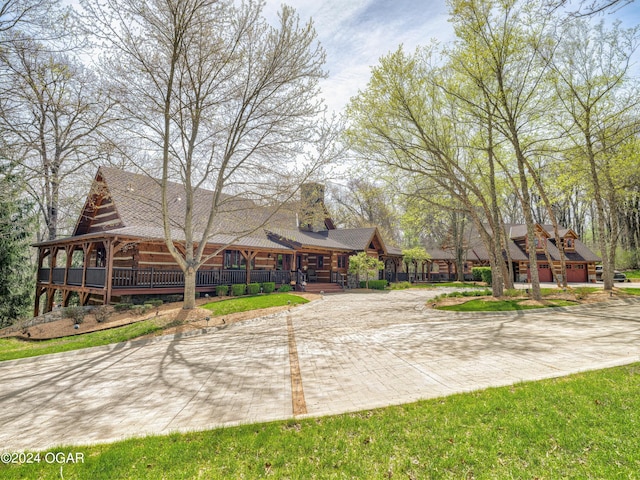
[565,238,575,249]
[337,255,347,269]
[224,250,253,270]
[277,254,284,270]
[96,247,106,268]
[317,255,324,268]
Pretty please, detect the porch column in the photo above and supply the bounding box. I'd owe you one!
[34,248,47,317]
[45,287,56,313]
[64,245,73,286]
[241,250,258,284]
[81,242,90,288]
[104,239,116,305]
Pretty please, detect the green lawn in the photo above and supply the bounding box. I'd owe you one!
[620,287,640,296]
[0,320,164,362]
[2,363,638,479]
[202,293,308,316]
[624,269,640,279]
[438,298,580,311]
[390,281,487,289]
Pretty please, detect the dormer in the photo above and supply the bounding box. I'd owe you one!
[526,225,551,253]
[562,229,579,252]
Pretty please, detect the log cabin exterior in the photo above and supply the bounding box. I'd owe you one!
[33,168,402,314]
[423,223,600,283]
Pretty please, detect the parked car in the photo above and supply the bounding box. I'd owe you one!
[595,265,603,281]
[595,266,630,282]
[614,271,630,282]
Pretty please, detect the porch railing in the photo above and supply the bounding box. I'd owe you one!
[38,267,293,290]
[330,271,346,288]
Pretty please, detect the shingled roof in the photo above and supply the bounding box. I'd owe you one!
[61,167,399,255]
[427,223,599,263]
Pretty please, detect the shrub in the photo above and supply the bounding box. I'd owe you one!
[66,306,86,325]
[472,267,492,285]
[93,305,110,323]
[504,288,520,298]
[471,267,484,282]
[367,280,388,290]
[462,289,492,297]
[390,281,412,290]
[132,304,153,316]
[247,283,261,295]
[114,303,133,312]
[163,295,183,303]
[216,285,229,297]
[262,282,276,294]
[146,299,163,307]
[278,284,292,292]
[231,284,246,296]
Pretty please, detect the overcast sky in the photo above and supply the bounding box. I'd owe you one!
[262,0,452,114]
[261,0,640,115]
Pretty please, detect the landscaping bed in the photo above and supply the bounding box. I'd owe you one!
[432,287,639,311]
[0,293,319,341]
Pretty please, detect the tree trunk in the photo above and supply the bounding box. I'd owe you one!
[183,267,197,310]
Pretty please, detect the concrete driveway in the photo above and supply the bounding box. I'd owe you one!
[1,289,639,451]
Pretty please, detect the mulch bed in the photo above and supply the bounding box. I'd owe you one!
[0,293,320,341]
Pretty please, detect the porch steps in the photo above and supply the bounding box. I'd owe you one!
[303,282,344,294]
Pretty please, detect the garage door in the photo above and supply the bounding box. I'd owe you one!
[537,263,553,282]
[566,263,587,283]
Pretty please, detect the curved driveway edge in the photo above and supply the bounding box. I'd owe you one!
[1,289,639,451]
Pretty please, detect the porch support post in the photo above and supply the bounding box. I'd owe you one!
[81,242,90,288]
[104,239,117,305]
[45,287,56,313]
[34,248,47,316]
[241,250,258,284]
[62,290,72,307]
[64,245,73,286]
[49,247,58,284]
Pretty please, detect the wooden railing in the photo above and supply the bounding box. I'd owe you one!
[37,268,50,283]
[38,267,292,290]
[86,268,106,287]
[330,271,346,288]
[52,268,65,284]
[67,268,84,286]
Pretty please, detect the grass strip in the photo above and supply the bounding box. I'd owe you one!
[437,298,580,311]
[0,320,163,362]
[202,293,308,316]
[2,363,638,479]
[623,269,640,279]
[619,287,640,296]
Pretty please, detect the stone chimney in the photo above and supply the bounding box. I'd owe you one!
[299,183,327,232]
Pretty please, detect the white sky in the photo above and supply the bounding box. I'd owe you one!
[262,0,453,114]
[66,0,640,115]
[261,0,640,115]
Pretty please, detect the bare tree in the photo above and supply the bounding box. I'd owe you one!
[0,33,117,240]
[83,0,334,309]
[550,19,640,288]
[327,178,401,246]
[544,0,633,16]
